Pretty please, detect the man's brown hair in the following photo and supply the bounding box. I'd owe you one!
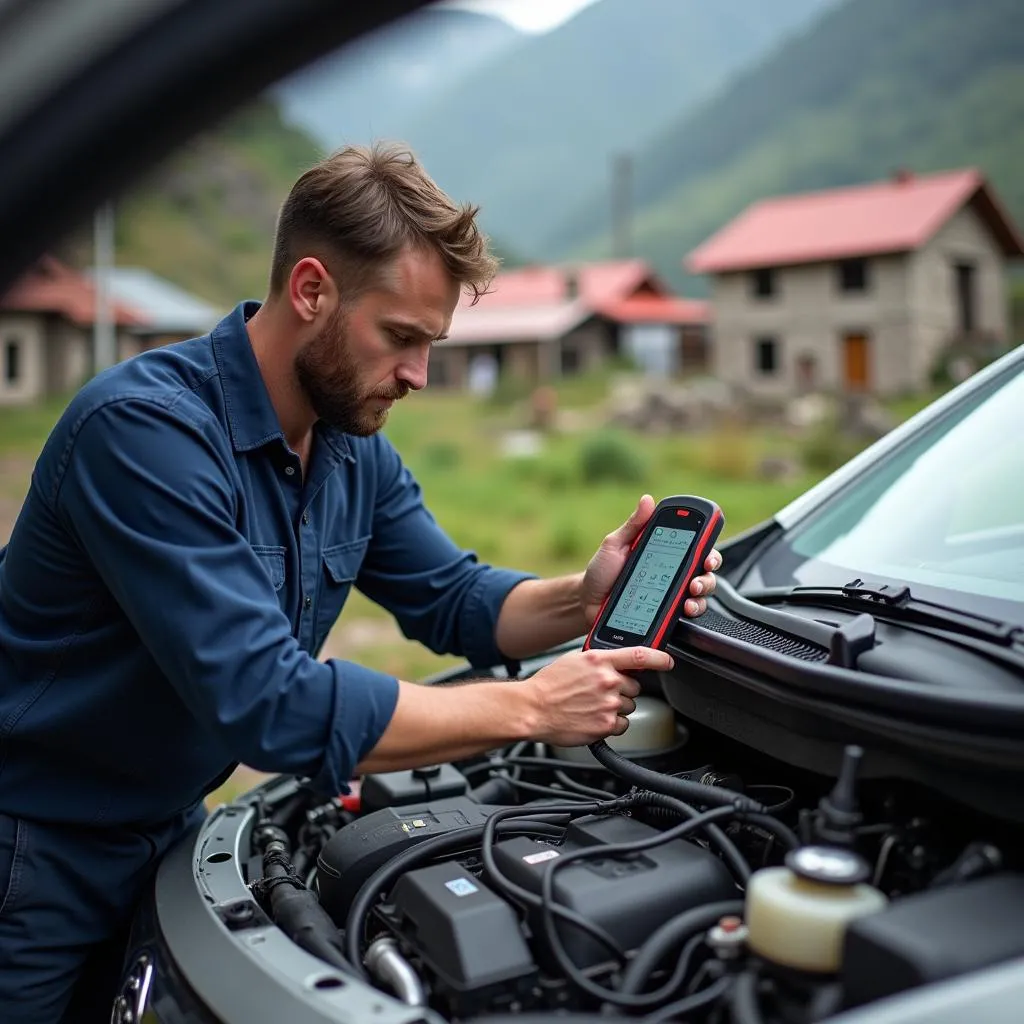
[269,143,498,304]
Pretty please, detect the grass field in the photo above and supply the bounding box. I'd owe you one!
[0,370,942,805]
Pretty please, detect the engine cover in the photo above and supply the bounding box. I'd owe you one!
[490,813,737,970]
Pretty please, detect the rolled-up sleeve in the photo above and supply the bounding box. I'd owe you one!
[355,436,536,668]
[53,397,397,793]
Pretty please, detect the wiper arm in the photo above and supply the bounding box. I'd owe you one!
[743,578,1024,648]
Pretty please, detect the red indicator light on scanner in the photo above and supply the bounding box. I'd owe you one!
[676,509,690,516]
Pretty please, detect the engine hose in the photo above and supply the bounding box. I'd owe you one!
[364,937,427,1007]
[729,967,766,1024]
[588,739,765,813]
[255,840,355,977]
[344,818,570,979]
[618,900,745,994]
[637,792,751,885]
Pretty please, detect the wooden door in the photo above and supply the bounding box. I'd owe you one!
[842,333,870,392]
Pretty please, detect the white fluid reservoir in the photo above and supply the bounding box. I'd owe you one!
[746,846,887,973]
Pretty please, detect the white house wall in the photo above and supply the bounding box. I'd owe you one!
[0,313,45,405]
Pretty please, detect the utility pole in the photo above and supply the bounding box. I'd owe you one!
[93,201,116,374]
[611,152,633,259]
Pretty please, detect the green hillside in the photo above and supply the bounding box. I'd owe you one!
[109,99,325,307]
[552,0,1024,293]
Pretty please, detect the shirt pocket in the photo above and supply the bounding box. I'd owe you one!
[253,544,287,601]
[315,536,370,653]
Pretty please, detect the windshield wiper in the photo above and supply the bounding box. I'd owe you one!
[742,578,1024,648]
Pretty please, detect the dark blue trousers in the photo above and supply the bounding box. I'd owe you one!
[0,809,199,1023]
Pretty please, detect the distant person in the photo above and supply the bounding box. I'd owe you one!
[0,143,719,1023]
[468,350,499,396]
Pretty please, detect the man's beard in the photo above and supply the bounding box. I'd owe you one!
[294,308,408,436]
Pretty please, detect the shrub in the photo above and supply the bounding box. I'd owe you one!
[579,430,649,485]
[547,516,589,561]
[799,423,868,474]
[418,441,462,471]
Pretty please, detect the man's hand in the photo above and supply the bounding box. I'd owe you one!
[523,646,674,747]
[580,494,722,627]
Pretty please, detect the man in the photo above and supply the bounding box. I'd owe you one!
[0,143,719,1022]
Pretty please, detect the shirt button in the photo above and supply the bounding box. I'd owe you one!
[303,595,312,610]
[284,466,295,476]
[302,511,310,525]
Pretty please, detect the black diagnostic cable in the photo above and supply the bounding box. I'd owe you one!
[589,739,765,812]
[535,802,740,1008]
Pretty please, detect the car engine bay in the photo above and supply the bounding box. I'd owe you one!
[230,676,1024,1024]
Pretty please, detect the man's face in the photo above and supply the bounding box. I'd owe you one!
[294,244,459,436]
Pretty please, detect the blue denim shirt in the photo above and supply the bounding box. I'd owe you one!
[0,302,531,827]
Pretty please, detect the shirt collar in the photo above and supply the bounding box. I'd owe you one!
[211,301,353,462]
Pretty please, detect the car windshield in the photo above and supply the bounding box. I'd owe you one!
[753,359,1024,622]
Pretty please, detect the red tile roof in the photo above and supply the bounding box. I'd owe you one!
[465,259,654,308]
[0,255,145,327]
[687,169,1024,274]
[598,294,710,325]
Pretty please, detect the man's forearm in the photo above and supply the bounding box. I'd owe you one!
[355,677,540,774]
[494,574,590,661]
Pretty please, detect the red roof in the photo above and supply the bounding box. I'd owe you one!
[599,294,709,325]
[0,255,144,327]
[465,259,654,308]
[687,169,1024,274]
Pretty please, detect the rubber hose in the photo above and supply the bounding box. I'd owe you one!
[588,739,764,812]
[618,900,744,994]
[638,791,751,885]
[729,968,766,1024]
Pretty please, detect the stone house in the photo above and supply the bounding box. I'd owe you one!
[686,169,1023,397]
[433,260,709,390]
[0,257,221,406]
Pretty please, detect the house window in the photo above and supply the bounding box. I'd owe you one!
[837,258,869,293]
[750,268,776,299]
[4,339,20,385]
[754,336,779,375]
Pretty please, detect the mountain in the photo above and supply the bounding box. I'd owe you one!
[278,0,839,258]
[276,7,523,151]
[552,0,1024,292]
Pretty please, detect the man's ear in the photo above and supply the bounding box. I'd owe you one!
[288,257,335,323]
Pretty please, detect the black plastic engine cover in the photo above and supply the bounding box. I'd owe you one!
[842,873,1024,1008]
[490,813,736,970]
[386,862,537,1016]
[316,796,500,924]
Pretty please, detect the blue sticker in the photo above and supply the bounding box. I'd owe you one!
[444,877,478,897]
